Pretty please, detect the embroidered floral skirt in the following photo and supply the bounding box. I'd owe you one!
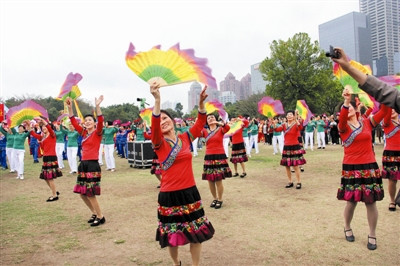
[73,160,101,197]
[230,142,248,164]
[156,186,215,248]
[337,162,384,203]
[280,145,306,167]
[381,150,400,180]
[150,153,161,175]
[202,153,232,181]
[40,156,62,180]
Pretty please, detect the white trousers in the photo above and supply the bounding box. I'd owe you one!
[317,132,326,148]
[223,137,230,158]
[249,134,259,154]
[56,143,65,168]
[15,149,25,176]
[98,143,104,164]
[243,136,250,155]
[192,138,198,156]
[304,132,314,150]
[272,134,284,154]
[6,147,16,171]
[67,147,78,172]
[104,144,116,169]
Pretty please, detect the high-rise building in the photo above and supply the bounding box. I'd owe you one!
[187,81,202,112]
[360,0,400,75]
[251,63,268,94]
[319,12,372,67]
[220,72,251,101]
[240,73,252,99]
[219,91,236,105]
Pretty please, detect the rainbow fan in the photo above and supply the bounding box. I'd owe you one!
[57,113,70,126]
[258,97,284,118]
[125,43,217,88]
[296,100,313,125]
[56,72,82,101]
[6,100,48,128]
[139,107,153,127]
[205,100,228,121]
[224,120,244,137]
[378,75,400,90]
[333,61,371,94]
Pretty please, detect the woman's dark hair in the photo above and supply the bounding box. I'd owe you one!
[84,114,96,122]
[160,109,175,124]
[286,110,295,115]
[107,121,113,126]
[18,124,26,130]
[206,113,219,126]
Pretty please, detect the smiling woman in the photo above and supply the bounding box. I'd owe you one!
[149,81,213,266]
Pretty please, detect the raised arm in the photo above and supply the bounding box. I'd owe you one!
[371,104,390,127]
[189,86,208,138]
[338,88,351,133]
[150,82,162,148]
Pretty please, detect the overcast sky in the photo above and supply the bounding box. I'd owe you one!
[1,0,360,112]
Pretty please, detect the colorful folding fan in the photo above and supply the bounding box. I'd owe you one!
[296,100,313,125]
[257,97,284,118]
[56,72,82,101]
[205,100,228,122]
[139,107,153,127]
[6,100,48,128]
[125,43,217,88]
[333,60,372,94]
[224,119,244,137]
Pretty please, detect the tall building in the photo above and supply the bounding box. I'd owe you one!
[360,0,400,75]
[219,91,236,105]
[319,12,372,67]
[251,63,268,94]
[240,73,252,99]
[219,72,251,101]
[187,81,202,112]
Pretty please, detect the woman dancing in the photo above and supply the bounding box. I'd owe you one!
[202,114,232,209]
[381,108,400,211]
[274,110,306,189]
[30,117,62,201]
[150,82,214,266]
[66,96,106,227]
[337,87,389,250]
[230,117,249,177]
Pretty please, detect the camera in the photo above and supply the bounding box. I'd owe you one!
[325,45,340,59]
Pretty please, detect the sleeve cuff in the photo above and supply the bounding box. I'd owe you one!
[152,113,161,117]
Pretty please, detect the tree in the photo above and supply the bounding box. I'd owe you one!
[175,103,183,118]
[259,32,342,115]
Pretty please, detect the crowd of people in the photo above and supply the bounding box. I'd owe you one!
[0,48,399,265]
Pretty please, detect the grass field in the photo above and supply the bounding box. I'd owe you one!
[0,142,399,265]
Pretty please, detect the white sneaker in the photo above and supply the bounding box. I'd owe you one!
[111,169,115,172]
[19,175,24,180]
[16,175,20,179]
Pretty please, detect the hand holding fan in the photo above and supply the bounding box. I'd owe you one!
[258,97,284,118]
[125,43,217,88]
[6,100,49,128]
